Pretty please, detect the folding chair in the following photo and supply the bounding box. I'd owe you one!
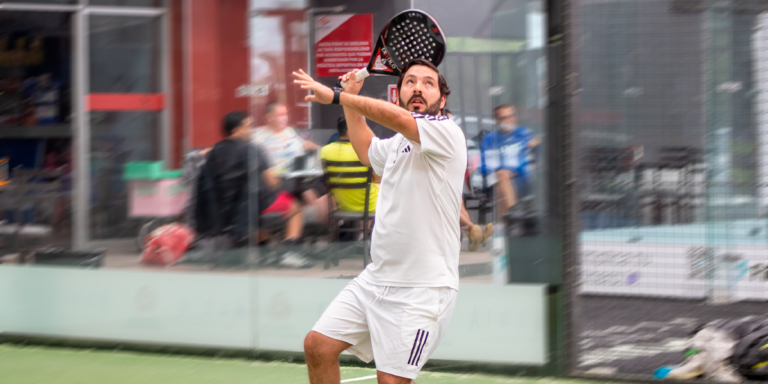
[321,159,374,270]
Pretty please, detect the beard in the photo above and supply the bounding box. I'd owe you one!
[400,94,442,116]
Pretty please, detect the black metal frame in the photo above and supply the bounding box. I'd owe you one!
[546,0,578,374]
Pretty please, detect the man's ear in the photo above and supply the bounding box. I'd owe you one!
[439,95,447,110]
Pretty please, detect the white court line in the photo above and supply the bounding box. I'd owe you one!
[340,375,378,383]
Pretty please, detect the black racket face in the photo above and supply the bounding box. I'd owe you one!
[370,10,446,77]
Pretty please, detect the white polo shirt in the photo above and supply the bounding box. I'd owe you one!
[358,112,467,290]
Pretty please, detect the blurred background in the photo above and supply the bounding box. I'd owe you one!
[0,0,766,381]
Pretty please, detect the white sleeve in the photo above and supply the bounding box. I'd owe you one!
[368,136,397,176]
[413,114,466,162]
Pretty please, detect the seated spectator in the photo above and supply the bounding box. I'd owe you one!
[195,111,314,268]
[480,104,540,218]
[252,102,329,225]
[252,102,320,175]
[320,117,379,213]
[327,131,340,145]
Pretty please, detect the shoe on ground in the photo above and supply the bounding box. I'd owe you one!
[665,352,706,380]
[468,225,483,252]
[279,251,315,269]
[258,250,280,267]
[706,361,744,383]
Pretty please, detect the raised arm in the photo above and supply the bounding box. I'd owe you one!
[292,69,420,153]
[339,92,419,144]
[341,99,376,167]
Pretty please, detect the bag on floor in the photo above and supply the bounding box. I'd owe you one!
[140,223,195,265]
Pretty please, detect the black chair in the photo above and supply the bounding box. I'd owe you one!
[5,168,64,262]
[321,159,375,270]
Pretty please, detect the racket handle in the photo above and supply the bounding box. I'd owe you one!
[340,68,370,88]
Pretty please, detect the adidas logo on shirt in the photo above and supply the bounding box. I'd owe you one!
[401,145,411,153]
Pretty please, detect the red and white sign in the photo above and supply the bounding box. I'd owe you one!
[388,84,398,105]
[314,14,373,77]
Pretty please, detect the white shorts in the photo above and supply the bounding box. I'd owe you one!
[312,278,458,379]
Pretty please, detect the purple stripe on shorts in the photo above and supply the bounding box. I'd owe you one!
[414,331,430,366]
[407,329,422,365]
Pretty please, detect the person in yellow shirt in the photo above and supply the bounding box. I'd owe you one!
[320,117,379,213]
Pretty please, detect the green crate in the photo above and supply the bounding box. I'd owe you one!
[159,169,183,179]
[123,161,165,180]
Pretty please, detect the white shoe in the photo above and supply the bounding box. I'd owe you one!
[707,361,743,383]
[279,251,315,269]
[666,353,706,380]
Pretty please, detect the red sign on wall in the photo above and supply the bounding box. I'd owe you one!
[314,14,373,78]
[388,84,398,105]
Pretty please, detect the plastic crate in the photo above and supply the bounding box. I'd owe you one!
[160,169,183,179]
[128,178,190,217]
[123,161,165,180]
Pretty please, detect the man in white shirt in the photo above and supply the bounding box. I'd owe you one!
[294,58,467,384]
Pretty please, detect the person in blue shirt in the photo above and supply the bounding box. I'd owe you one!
[480,105,540,217]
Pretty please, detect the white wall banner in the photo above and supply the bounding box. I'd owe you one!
[581,241,768,301]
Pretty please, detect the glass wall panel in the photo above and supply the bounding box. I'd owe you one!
[89,16,160,93]
[87,15,162,241]
[89,111,160,240]
[573,0,768,378]
[416,0,553,288]
[0,11,74,255]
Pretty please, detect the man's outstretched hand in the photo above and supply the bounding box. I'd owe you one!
[339,69,364,96]
[293,69,334,104]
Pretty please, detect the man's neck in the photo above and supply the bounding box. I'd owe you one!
[339,136,350,141]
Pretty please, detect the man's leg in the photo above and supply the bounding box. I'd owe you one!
[302,189,330,225]
[284,200,304,240]
[493,169,517,218]
[377,371,412,384]
[304,331,352,384]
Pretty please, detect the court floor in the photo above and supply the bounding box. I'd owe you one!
[0,343,616,384]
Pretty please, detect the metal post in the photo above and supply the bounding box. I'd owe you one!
[73,8,89,248]
[161,12,172,165]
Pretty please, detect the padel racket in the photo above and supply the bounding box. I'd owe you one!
[341,9,446,87]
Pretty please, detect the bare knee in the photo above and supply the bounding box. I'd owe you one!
[495,169,514,180]
[377,371,412,384]
[304,331,347,362]
[304,331,325,358]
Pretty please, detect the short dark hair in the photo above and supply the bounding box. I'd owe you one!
[336,116,348,137]
[223,111,249,136]
[396,58,451,100]
[265,101,283,116]
[493,104,515,119]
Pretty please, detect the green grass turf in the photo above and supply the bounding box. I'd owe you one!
[0,343,616,384]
